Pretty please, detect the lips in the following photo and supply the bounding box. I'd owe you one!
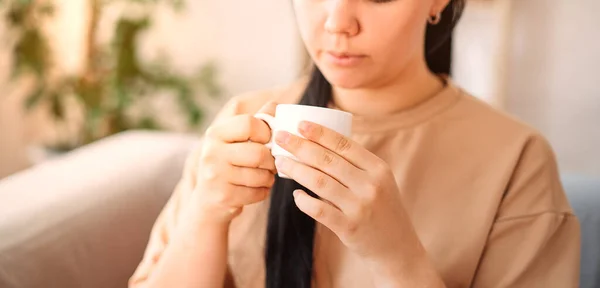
[324,51,366,67]
[329,51,363,57]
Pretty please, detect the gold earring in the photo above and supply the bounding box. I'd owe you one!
[428,12,442,25]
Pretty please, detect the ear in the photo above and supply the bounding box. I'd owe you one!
[430,0,451,16]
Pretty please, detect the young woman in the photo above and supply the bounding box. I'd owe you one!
[129,0,580,287]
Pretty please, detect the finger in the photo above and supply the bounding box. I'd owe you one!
[297,121,377,170]
[275,131,365,188]
[226,165,275,188]
[254,101,278,142]
[207,114,271,144]
[256,100,278,116]
[225,142,276,171]
[275,156,358,212]
[224,185,271,207]
[293,189,347,234]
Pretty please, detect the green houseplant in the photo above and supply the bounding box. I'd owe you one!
[1,0,221,152]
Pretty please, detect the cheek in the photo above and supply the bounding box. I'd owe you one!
[363,5,428,64]
[293,1,324,56]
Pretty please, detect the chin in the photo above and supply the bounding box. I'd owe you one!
[317,64,372,89]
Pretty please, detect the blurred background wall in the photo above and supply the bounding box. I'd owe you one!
[136,1,304,96]
[1,0,598,179]
[506,0,600,176]
[456,0,600,177]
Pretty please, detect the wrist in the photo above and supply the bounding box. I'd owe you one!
[176,204,236,243]
[188,189,245,225]
[363,231,444,288]
[364,249,444,288]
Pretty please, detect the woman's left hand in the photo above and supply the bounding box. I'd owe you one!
[273,121,418,263]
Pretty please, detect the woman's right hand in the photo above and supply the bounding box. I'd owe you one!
[135,102,278,288]
[188,102,277,226]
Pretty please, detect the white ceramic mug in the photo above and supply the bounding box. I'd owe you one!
[254,104,353,179]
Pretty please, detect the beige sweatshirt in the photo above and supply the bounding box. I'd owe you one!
[129,78,580,288]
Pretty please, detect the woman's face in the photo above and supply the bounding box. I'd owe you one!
[293,0,449,89]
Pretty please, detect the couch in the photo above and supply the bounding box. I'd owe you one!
[0,131,598,288]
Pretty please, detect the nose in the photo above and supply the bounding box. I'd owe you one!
[324,1,359,37]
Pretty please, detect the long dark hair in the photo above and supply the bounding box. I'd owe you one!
[265,2,466,287]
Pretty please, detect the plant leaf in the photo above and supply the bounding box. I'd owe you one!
[24,82,46,110]
[137,116,161,130]
[49,91,65,120]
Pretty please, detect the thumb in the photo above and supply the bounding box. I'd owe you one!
[254,101,278,151]
[256,100,278,117]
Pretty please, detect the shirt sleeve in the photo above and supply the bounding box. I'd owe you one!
[472,135,581,288]
[127,94,250,287]
[128,143,202,287]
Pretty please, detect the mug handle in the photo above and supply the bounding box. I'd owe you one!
[254,113,276,149]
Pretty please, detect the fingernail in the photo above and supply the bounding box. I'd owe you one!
[275,131,291,144]
[293,190,301,198]
[298,121,312,133]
